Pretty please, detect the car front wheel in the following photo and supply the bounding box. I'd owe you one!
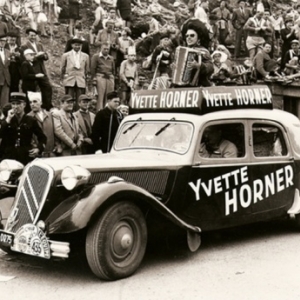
[86,201,147,280]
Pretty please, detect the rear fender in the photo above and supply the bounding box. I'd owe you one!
[46,179,201,235]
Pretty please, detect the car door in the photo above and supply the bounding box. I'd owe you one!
[247,120,295,219]
[184,119,250,231]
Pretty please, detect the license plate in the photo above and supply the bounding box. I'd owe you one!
[0,230,14,246]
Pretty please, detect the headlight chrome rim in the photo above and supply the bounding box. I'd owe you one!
[61,165,91,190]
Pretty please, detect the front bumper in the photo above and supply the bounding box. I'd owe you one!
[0,224,70,259]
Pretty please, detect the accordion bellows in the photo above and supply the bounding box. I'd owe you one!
[172,46,202,86]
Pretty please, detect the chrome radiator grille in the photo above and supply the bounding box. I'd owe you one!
[89,171,170,195]
[6,164,53,233]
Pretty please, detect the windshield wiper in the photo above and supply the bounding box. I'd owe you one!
[155,118,175,136]
[123,117,142,134]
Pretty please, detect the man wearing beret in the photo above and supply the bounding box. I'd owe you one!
[20,28,52,111]
[0,92,47,165]
[60,37,90,109]
[53,94,84,156]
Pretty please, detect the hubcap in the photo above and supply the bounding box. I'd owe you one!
[112,221,134,259]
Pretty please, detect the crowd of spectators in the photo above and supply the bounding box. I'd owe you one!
[0,0,299,165]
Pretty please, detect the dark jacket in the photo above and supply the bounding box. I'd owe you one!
[20,41,49,75]
[0,114,47,165]
[91,107,122,153]
[232,7,251,30]
[20,60,38,92]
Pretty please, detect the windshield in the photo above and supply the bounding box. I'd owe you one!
[115,121,194,154]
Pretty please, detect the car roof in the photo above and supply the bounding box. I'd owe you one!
[125,109,300,127]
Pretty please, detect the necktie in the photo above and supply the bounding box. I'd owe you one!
[75,52,80,69]
[70,113,75,126]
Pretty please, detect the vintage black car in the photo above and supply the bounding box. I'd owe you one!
[1,85,300,281]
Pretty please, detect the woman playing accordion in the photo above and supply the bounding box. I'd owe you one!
[172,18,214,87]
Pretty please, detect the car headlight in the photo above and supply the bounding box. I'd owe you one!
[61,165,91,191]
[0,160,24,182]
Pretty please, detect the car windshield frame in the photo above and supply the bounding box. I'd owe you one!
[114,120,195,155]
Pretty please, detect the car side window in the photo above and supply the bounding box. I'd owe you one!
[252,124,287,157]
[199,123,245,158]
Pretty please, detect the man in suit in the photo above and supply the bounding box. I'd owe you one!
[27,91,62,157]
[20,28,52,110]
[0,92,47,165]
[232,0,251,58]
[64,24,90,56]
[0,34,10,107]
[60,37,90,109]
[53,94,83,156]
[74,94,95,154]
[5,32,21,93]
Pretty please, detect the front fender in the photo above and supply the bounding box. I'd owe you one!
[46,180,201,234]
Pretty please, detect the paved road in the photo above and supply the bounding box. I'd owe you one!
[1,218,300,300]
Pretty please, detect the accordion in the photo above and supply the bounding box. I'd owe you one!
[172,46,202,86]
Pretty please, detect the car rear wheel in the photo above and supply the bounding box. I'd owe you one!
[86,201,147,280]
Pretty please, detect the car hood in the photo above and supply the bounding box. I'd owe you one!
[37,151,187,172]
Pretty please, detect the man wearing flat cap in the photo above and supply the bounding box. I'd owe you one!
[53,94,84,156]
[0,34,10,107]
[0,92,47,165]
[60,37,90,109]
[20,28,52,110]
[74,94,95,154]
